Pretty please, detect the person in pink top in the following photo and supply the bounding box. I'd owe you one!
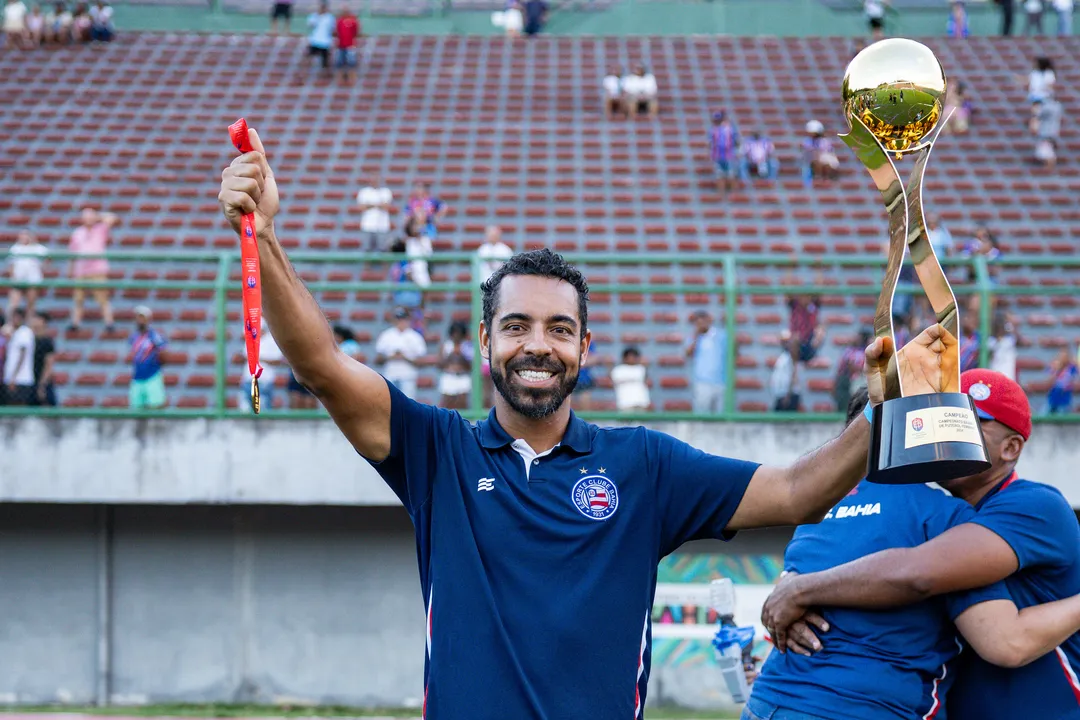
[68,206,117,331]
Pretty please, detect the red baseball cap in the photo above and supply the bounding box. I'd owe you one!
[961,369,1032,441]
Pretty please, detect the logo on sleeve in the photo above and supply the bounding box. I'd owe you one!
[571,473,619,521]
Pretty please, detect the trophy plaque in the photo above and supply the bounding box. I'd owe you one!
[840,38,991,484]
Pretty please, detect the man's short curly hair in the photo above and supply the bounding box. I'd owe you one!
[480,248,590,339]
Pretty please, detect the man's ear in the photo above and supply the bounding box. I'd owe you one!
[580,329,592,366]
[1001,435,1024,465]
[479,322,490,361]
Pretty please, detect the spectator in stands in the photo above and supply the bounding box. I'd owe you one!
[602,65,624,119]
[406,181,447,239]
[335,6,359,84]
[2,307,35,405]
[771,331,801,412]
[958,224,1002,285]
[943,80,973,134]
[1053,0,1073,34]
[404,212,433,293]
[522,0,548,36]
[787,292,823,365]
[71,2,90,41]
[498,0,523,38]
[7,230,48,318]
[26,3,44,45]
[88,0,111,42]
[287,366,317,409]
[622,64,658,118]
[242,318,284,411]
[1048,347,1078,414]
[946,1,970,36]
[306,1,334,75]
[574,340,597,410]
[959,311,981,373]
[864,0,889,38]
[44,1,72,43]
[388,237,423,330]
[69,206,117,332]
[926,213,954,259]
[333,324,362,360]
[1026,56,1056,103]
[988,310,1018,381]
[833,328,871,412]
[357,175,393,254]
[127,305,166,410]
[30,310,56,406]
[802,120,839,185]
[685,309,726,414]
[374,306,427,400]
[709,111,740,195]
[477,225,514,283]
[1031,97,1062,167]
[611,346,650,413]
[438,320,473,410]
[739,132,778,182]
[0,311,6,396]
[270,0,292,34]
[1023,0,1045,33]
[3,0,30,49]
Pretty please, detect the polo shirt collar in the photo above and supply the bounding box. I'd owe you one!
[478,407,593,454]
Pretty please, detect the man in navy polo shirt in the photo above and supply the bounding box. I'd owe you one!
[762,369,1080,720]
[218,128,958,720]
[747,387,1080,720]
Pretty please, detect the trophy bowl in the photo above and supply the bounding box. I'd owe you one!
[842,38,948,154]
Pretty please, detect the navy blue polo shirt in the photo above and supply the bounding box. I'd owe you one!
[751,481,1010,720]
[366,380,760,720]
[949,476,1080,720]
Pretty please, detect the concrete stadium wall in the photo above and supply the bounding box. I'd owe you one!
[0,505,427,708]
[3,417,1080,506]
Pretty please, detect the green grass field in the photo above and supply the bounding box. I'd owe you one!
[1,705,739,720]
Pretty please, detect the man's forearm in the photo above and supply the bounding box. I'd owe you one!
[255,224,338,388]
[784,414,870,524]
[1010,595,1080,666]
[790,549,929,609]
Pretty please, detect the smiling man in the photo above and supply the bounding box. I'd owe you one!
[218,127,955,720]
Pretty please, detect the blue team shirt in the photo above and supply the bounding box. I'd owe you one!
[949,477,1080,720]
[129,328,166,380]
[365,381,759,720]
[751,481,1010,720]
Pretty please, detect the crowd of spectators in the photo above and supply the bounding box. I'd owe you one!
[2,0,113,48]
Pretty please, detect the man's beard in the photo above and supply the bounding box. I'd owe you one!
[490,353,579,420]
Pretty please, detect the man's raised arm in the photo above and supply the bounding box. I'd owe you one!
[727,325,957,530]
[218,128,392,461]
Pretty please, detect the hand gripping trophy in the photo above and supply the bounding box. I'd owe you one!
[841,38,991,484]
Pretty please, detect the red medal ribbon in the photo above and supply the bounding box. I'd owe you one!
[228,118,264,413]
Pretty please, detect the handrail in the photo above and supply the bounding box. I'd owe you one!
[1,250,1077,422]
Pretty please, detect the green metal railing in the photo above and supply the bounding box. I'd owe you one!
[1,250,1077,423]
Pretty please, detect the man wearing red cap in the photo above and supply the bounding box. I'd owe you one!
[761,369,1080,720]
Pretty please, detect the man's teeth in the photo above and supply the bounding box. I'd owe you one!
[518,370,554,381]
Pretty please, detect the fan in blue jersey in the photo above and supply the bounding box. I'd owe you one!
[762,370,1080,720]
[218,130,960,720]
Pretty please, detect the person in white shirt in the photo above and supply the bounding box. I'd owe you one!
[306,0,335,73]
[477,225,514,283]
[864,0,887,38]
[3,0,30,49]
[240,318,285,412]
[926,213,953,260]
[1053,0,1073,34]
[499,0,523,37]
[3,307,36,405]
[403,213,433,290]
[1026,56,1055,103]
[7,231,48,317]
[622,64,659,118]
[45,1,74,43]
[1023,0,1045,32]
[602,65,624,119]
[610,347,650,412]
[988,312,1019,381]
[88,0,111,41]
[771,331,801,412]
[356,177,393,253]
[438,320,473,410]
[375,306,428,399]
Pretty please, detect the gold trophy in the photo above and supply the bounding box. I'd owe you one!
[841,38,990,484]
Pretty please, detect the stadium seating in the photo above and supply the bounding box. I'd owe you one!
[0,32,1077,412]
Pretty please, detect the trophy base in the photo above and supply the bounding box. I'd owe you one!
[868,393,991,485]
